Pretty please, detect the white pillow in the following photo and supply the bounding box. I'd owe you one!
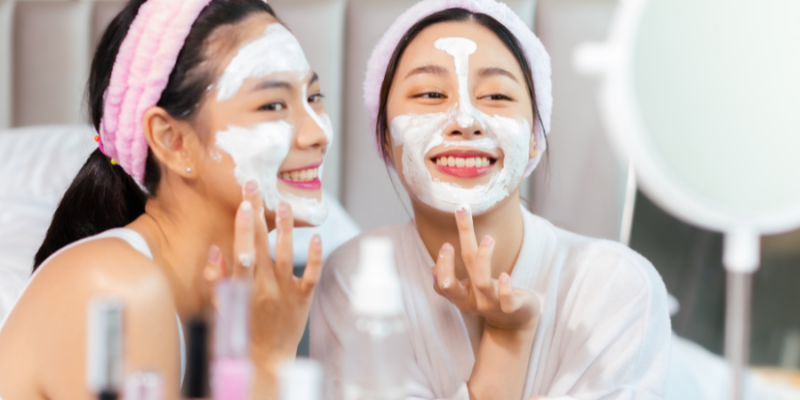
[0,124,360,323]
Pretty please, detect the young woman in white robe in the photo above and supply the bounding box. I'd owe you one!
[310,1,672,399]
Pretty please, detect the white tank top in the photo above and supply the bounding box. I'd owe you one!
[0,228,186,387]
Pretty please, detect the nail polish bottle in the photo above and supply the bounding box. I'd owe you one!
[124,371,163,400]
[183,317,209,399]
[211,280,253,400]
[86,298,124,400]
[279,358,323,400]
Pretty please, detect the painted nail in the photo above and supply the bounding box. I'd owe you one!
[311,235,322,250]
[442,243,454,251]
[208,245,220,263]
[442,277,451,289]
[244,180,259,196]
[240,200,253,217]
[278,202,290,218]
[239,253,254,268]
[456,204,472,217]
[481,236,495,246]
[499,273,509,284]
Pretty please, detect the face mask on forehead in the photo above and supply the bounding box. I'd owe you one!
[214,23,333,226]
[389,37,531,215]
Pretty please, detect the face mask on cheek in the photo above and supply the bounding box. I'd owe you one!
[389,37,531,215]
[215,122,329,226]
[212,23,331,226]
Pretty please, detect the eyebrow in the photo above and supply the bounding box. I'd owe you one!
[251,79,293,92]
[404,64,449,79]
[477,67,519,83]
[309,72,319,86]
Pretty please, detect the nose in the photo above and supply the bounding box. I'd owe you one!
[445,115,483,140]
[295,103,330,151]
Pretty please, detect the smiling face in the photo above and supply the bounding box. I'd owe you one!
[386,20,537,215]
[193,14,331,226]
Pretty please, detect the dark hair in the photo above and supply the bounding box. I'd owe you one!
[375,8,545,164]
[34,0,276,269]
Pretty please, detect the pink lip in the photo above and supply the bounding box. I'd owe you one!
[279,177,321,190]
[430,150,497,179]
[277,161,323,191]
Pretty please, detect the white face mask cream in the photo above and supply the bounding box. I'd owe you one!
[389,37,531,215]
[214,23,332,225]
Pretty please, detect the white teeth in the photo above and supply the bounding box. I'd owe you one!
[279,168,320,182]
[434,156,493,169]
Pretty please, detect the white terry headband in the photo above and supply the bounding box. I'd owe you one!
[363,0,553,177]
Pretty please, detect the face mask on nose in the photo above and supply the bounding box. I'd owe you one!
[389,37,531,215]
[213,23,334,226]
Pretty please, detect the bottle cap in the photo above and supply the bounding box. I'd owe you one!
[214,280,251,358]
[279,358,323,400]
[183,317,209,398]
[352,237,404,316]
[86,297,124,395]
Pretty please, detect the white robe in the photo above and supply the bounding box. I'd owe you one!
[311,208,671,400]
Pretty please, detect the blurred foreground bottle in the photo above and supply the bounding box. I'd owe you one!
[279,359,323,400]
[212,280,253,400]
[343,237,411,400]
[87,298,123,400]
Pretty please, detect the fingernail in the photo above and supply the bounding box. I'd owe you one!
[442,243,453,251]
[239,253,254,268]
[442,278,451,289]
[481,236,495,246]
[456,204,472,217]
[311,235,321,250]
[244,180,259,196]
[278,202,290,218]
[208,245,220,263]
[499,273,509,284]
[240,200,253,217]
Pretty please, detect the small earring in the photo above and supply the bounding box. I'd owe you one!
[186,167,193,173]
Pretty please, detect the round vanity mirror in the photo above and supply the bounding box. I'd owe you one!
[574,0,800,398]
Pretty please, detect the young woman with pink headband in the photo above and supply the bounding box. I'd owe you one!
[311,0,671,399]
[0,0,332,398]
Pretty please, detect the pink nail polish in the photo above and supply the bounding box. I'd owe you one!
[240,201,253,217]
[244,180,258,196]
[481,236,495,246]
[278,202,290,218]
[208,245,221,263]
[499,273,509,284]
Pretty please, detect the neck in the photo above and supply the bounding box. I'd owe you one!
[127,173,237,318]
[412,192,526,282]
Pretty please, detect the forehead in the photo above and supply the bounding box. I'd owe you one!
[205,13,281,73]
[399,20,523,74]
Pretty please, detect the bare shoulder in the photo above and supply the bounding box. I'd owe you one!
[0,237,177,398]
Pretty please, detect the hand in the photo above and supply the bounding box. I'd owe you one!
[204,180,322,369]
[431,206,539,331]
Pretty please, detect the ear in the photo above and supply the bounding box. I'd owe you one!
[142,107,197,179]
[528,129,539,160]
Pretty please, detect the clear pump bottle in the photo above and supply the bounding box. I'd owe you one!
[343,237,411,400]
[211,280,253,400]
[86,298,124,400]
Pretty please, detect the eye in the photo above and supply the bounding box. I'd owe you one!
[413,92,447,99]
[258,102,286,112]
[308,93,325,103]
[483,93,513,101]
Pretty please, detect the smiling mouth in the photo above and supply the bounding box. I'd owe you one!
[278,163,322,190]
[430,151,497,179]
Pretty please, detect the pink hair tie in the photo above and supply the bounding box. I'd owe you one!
[364,0,552,177]
[99,0,213,185]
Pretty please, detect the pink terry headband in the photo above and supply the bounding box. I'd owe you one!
[364,0,553,177]
[98,0,213,185]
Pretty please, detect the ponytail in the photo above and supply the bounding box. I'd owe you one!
[34,149,147,269]
[33,0,276,269]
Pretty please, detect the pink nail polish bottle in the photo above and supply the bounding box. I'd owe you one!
[211,281,253,400]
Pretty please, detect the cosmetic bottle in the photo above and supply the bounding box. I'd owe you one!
[124,371,163,400]
[343,237,411,400]
[279,358,323,400]
[211,280,253,400]
[86,298,124,400]
[183,317,209,399]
